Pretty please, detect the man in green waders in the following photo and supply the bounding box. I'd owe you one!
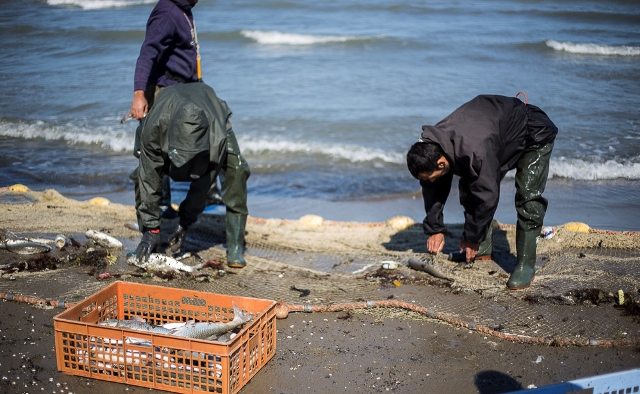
[130,82,250,268]
[406,94,557,290]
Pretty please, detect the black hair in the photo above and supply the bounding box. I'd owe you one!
[406,141,445,179]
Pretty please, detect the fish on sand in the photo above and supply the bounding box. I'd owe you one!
[0,229,52,255]
[127,253,205,273]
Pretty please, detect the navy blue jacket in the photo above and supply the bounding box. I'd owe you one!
[419,95,557,243]
[134,0,198,91]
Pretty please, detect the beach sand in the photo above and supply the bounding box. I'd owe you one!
[1,185,639,393]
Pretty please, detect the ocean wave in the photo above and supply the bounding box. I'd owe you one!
[0,119,134,152]
[240,30,378,45]
[545,40,640,56]
[548,157,640,180]
[237,136,403,164]
[46,0,155,10]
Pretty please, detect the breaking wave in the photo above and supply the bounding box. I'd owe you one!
[3,119,639,180]
[46,0,155,10]
[240,30,376,45]
[546,40,640,56]
[237,135,403,164]
[549,157,640,180]
[0,119,134,152]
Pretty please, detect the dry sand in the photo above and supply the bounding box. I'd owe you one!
[1,186,639,394]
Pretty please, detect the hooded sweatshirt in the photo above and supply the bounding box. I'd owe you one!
[133,0,198,91]
[419,95,557,243]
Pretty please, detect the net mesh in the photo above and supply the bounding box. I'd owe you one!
[1,213,638,346]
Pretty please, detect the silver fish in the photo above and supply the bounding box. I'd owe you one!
[99,318,172,335]
[0,239,52,255]
[86,229,122,249]
[169,301,252,339]
[127,253,204,273]
[408,257,453,281]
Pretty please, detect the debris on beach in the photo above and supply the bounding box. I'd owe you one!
[85,229,123,249]
[127,252,206,273]
[290,285,311,297]
[54,234,67,249]
[0,229,52,255]
[0,230,120,278]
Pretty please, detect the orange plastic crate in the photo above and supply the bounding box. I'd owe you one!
[54,281,276,394]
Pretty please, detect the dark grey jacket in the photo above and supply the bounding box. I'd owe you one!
[134,82,232,230]
[420,95,557,243]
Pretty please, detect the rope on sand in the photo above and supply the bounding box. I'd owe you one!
[0,292,75,309]
[1,290,635,348]
[275,299,639,348]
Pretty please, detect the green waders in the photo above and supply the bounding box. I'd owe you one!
[221,131,251,268]
[507,142,554,290]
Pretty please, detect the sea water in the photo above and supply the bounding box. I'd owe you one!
[1,0,639,230]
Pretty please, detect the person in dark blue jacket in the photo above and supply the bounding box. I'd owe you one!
[406,94,558,290]
[129,0,200,119]
[127,0,222,209]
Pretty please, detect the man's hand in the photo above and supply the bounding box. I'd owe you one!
[168,224,187,254]
[459,240,480,263]
[426,233,445,254]
[129,90,148,120]
[136,229,160,262]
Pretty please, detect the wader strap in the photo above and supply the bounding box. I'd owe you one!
[183,13,202,80]
[516,91,528,104]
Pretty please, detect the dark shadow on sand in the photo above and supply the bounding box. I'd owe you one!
[475,370,523,393]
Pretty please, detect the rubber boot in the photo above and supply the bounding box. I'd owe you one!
[449,220,494,263]
[226,212,247,268]
[507,229,539,290]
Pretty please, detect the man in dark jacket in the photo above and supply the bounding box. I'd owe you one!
[406,94,557,290]
[130,82,251,268]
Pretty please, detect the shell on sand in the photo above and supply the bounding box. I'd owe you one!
[385,216,415,231]
[9,184,29,193]
[299,214,324,228]
[88,197,111,206]
[563,222,590,233]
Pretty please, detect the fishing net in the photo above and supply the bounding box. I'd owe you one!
[1,189,639,346]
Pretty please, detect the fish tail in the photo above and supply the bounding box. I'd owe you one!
[232,301,252,324]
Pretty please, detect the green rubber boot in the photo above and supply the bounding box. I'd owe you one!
[449,220,495,263]
[226,212,247,268]
[507,229,540,290]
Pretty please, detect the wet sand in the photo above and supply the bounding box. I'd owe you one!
[1,299,639,394]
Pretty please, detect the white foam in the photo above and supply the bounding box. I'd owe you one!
[549,157,640,180]
[546,40,640,56]
[240,30,367,45]
[46,0,155,10]
[237,135,404,164]
[0,120,134,152]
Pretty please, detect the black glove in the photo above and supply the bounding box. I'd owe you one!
[136,229,160,262]
[168,224,187,254]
